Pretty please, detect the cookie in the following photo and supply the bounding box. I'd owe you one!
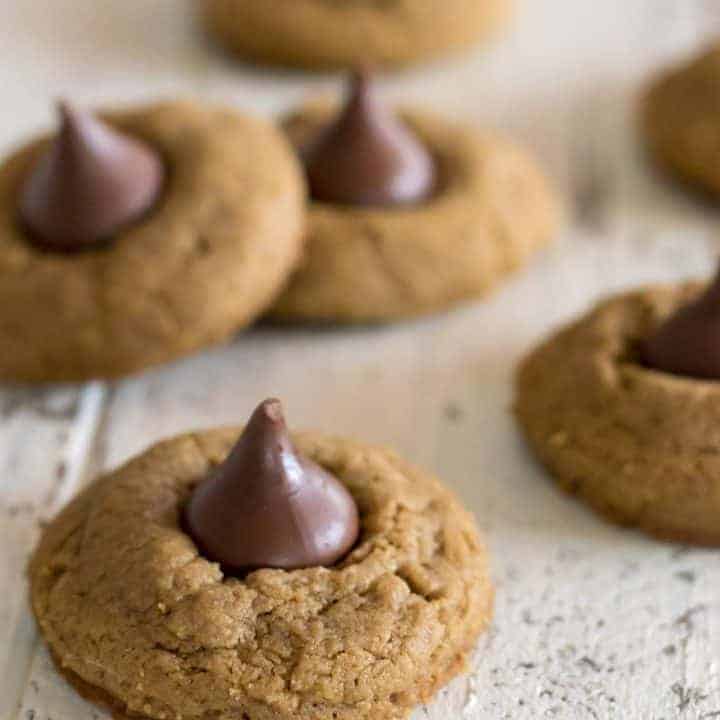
[199,0,511,70]
[515,280,720,545]
[270,73,561,324]
[270,103,560,323]
[29,423,493,720]
[0,101,305,382]
[642,43,720,197]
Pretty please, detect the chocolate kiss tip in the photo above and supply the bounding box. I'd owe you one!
[185,399,360,576]
[56,100,71,120]
[57,99,78,120]
[19,101,164,251]
[259,397,283,422]
[643,260,720,379]
[303,70,436,207]
[350,67,372,92]
[55,101,89,135]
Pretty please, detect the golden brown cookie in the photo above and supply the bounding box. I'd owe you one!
[199,0,512,70]
[643,43,720,197]
[270,107,560,323]
[515,280,720,545]
[0,101,305,382]
[29,428,493,720]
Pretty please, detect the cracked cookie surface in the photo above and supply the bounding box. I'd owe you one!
[29,428,493,720]
[643,44,720,197]
[515,281,720,545]
[199,0,511,70]
[0,101,305,382]
[270,107,559,323]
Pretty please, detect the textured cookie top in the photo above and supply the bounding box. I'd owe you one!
[271,107,559,322]
[643,44,720,195]
[29,429,492,720]
[0,101,305,381]
[516,280,720,544]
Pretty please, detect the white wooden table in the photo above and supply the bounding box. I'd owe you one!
[2,1,720,718]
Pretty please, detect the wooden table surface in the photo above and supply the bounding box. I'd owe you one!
[2,1,720,718]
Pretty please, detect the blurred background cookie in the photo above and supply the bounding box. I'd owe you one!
[270,72,560,324]
[642,43,720,198]
[0,101,305,382]
[199,0,512,70]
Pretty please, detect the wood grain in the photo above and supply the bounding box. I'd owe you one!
[0,384,105,720]
[3,1,720,719]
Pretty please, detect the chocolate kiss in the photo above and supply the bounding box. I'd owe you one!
[185,399,360,574]
[19,102,164,250]
[303,70,436,207]
[643,262,720,379]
